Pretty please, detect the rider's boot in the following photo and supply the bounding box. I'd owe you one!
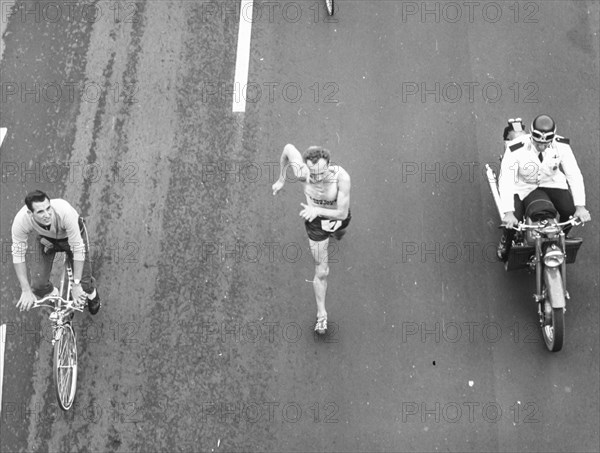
[87,276,101,315]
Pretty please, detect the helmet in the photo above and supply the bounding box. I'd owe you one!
[530,114,556,143]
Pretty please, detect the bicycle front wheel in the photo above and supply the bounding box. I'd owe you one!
[325,0,334,15]
[53,324,78,410]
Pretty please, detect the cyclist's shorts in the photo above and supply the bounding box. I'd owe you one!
[304,210,351,242]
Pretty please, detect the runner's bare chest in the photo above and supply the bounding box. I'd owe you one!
[303,177,338,208]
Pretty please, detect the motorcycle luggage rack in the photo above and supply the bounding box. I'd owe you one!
[564,237,583,264]
[505,238,583,272]
[505,244,536,272]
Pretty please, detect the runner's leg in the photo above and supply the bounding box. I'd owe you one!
[309,237,329,319]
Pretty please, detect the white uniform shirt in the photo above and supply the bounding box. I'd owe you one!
[11,198,85,264]
[498,134,586,214]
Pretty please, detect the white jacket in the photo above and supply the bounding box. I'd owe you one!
[498,134,586,214]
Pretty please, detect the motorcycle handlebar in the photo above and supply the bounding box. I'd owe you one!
[513,217,581,231]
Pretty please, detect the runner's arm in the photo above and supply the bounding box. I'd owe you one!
[278,144,308,182]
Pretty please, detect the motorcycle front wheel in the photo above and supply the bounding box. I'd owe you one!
[541,269,565,352]
[542,307,564,352]
[325,0,334,15]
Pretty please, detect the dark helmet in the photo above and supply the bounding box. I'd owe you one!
[530,114,556,143]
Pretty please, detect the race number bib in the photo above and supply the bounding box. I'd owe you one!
[321,219,342,232]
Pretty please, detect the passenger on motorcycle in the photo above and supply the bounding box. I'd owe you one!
[497,114,592,261]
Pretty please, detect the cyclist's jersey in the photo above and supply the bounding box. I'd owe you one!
[303,166,341,211]
[11,198,85,263]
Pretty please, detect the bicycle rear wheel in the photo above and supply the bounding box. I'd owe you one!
[325,0,334,15]
[53,324,78,410]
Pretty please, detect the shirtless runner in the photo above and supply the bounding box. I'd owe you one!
[272,144,351,334]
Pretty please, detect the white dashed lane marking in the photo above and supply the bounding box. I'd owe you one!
[232,0,254,113]
[0,128,7,148]
[0,324,6,415]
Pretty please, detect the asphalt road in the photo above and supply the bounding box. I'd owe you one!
[1,1,599,452]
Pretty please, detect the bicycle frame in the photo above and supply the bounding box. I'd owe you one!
[34,256,84,330]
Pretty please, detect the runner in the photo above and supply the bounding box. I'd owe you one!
[272,144,351,334]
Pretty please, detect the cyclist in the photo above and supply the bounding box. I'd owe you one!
[272,144,351,334]
[12,190,100,314]
[497,115,592,261]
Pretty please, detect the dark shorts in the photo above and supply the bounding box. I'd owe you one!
[304,210,352,242]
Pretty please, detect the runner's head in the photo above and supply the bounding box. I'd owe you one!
[303,146,330,165]
[303,146,331,183]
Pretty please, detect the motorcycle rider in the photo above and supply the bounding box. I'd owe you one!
[497,114,592,261]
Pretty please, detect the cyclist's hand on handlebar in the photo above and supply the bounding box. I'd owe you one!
[574,206,591,224]
[16,290,37,312]
[72,285,87,304]
[502,212,519,229]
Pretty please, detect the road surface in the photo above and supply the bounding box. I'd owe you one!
[1,1,598,452]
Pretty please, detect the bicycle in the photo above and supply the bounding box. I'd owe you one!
[33,254,85,410]
[325,0,334,15]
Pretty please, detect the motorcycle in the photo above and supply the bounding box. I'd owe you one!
[485,119,584,352]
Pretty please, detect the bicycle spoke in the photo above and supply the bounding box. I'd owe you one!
[54,325,77,409]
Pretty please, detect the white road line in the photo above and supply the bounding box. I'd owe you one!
[0,127,7,148]
[0,324,6,416]
[232,0,254,113]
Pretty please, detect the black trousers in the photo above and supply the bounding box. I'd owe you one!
[504,188,576,243]
[512,188,576,223]
[31,217,94,297]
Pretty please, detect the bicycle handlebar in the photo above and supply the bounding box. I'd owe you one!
[33,295,85,312]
